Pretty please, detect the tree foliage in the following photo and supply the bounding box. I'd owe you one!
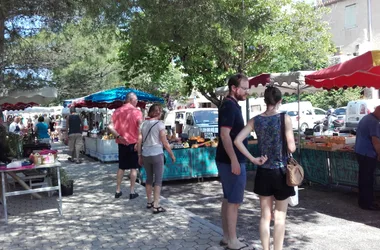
[119,0,334,106]
[0,0,133,95]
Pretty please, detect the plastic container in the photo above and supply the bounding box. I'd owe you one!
[33,153,43,165]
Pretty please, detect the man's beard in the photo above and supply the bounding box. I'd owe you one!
[235,93,247,101]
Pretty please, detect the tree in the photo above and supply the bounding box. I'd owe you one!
[26,18,125,101]
[0,0,133,95]
[119,0,334,106]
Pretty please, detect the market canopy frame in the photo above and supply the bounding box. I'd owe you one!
[215,71,318,97]
[0,87,58,106]
[84,87,164,104]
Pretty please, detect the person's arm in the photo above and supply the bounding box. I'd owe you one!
[220,126,241,174]
[370,122,380,160]
[234,119,268,165]
[134,117,143,151]
[159,129,176,162]
[372,137,380,159]
[66,116,70,134]
[107,120,128,145]
[137,131,143,166]
[285,114,296,153]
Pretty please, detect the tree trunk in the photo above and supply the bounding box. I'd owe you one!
[200,90,221,107]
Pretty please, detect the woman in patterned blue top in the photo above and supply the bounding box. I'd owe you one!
[234,86,296,250]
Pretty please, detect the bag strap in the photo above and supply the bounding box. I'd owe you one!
[280,113,290,158]
[143,121,160,144]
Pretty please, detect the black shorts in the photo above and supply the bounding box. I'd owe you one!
[254,167,295,201]
[118,144,140,170]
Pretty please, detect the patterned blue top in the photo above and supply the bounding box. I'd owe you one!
[254,114,286,169]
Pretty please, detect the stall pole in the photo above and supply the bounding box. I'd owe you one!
[106,107,108,125]
[297,82,301,154]
[1,172,7,223]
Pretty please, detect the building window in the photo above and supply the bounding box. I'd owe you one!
[345,4,356,29]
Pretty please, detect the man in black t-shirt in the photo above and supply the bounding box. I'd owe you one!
[215,73,250,250]
[67,108,83,164]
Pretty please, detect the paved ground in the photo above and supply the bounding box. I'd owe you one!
[1,142,380,250]
[0,143,230,250]
[161,175,380,250]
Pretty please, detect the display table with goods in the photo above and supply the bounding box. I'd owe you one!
[291,134,380,189]
[84,133,118,162]
[140,136,219,182]
[0,155,62,224]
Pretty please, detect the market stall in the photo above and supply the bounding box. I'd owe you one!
[69,87,164,162]
[300,50,380,188]
[0,87,58,159]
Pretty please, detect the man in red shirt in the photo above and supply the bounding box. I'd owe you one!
[108,92,143,199]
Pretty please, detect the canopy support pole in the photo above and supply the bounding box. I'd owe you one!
[297,83,301,154]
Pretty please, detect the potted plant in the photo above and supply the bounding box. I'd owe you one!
[51,168,74,196]
[60,169,74,196]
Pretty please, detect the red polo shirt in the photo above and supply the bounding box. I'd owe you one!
[112,103,142,144]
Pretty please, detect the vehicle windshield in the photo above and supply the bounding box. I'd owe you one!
[334,108,346,115]
[285,111,298,116]
[193,110,218,125]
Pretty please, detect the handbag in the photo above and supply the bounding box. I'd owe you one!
[281,113,304,187]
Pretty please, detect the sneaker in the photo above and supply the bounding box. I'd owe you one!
[129,193,139,199]
[115,191,122,198]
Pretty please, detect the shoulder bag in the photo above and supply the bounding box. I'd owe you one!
[281,113,304,186]
[142,121,166,164]
[143,121,160,145]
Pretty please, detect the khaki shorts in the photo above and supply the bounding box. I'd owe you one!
[68,133,83,152]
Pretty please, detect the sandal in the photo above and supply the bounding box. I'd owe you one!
[146,202,154,209]
[153,206,166,214]
[226,243,252,250]
[219,240,228,246]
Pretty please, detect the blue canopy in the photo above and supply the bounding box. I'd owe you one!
[84,87,164,104]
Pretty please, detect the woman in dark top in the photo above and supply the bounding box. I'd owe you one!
[234,86,296,250]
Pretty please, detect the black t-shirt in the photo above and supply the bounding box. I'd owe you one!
[215,96,248,164]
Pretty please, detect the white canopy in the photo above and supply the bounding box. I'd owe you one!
[215,71,319,97]
[0,87,58,105]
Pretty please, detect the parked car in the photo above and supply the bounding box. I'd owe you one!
[346,100,380,129]
[314,107,327,122]
[332,107,347,129]
[279,101,326,131]
[164,108,218,137]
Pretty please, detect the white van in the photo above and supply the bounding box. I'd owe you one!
[279,101,326,131]
[249,97,267,119]
[345,100,380,129]
[164,108,218,137]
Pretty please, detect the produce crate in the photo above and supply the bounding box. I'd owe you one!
[303,143,317,150]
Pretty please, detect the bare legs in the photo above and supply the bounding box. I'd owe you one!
[273,199,289,250]
[129,169,137,194]
[116,169,125,193]
[220,199,246,249]
[221,199,229,242]
[116,168,138,194]
[146,184,162,207]
[259,196,289,250]
[145,184,152,203]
